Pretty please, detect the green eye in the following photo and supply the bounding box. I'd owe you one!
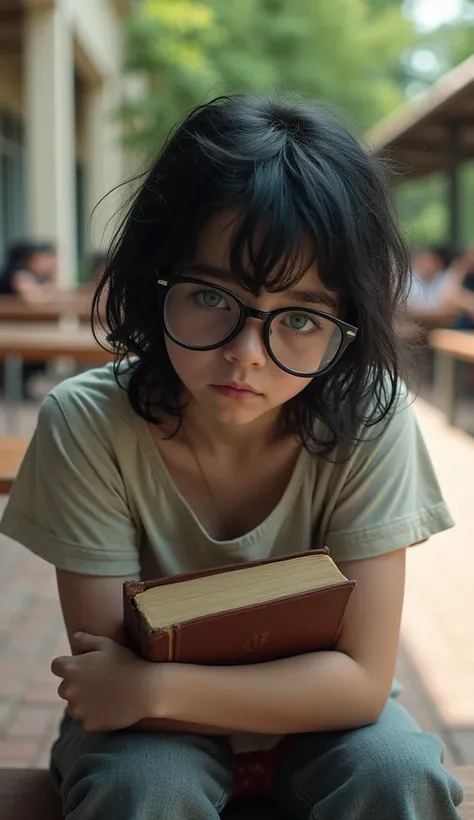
[283,313,316,332]
[289,315,308,330]
[198,290,226,308]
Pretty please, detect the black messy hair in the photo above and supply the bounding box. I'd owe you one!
[93,94,410,454]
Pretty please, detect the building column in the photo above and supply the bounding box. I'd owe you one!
[446,124,461,252]
[23,1,77,287]
[83,79,125,253]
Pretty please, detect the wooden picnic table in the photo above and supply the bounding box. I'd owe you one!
[0,436,29,494]
[0,293,93,323]
[0,323,115,433]
[428,329,474,425]
[0,323,113,365]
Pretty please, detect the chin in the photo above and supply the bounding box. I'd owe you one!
[187,384,273,426]
[212,406,264,426]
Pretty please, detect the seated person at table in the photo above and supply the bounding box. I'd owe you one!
[0,240,58,302]
[396,245,474,339]
[451,246,474,331]
[0,240,58,398]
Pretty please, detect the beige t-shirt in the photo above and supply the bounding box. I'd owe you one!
[0,364,453,750]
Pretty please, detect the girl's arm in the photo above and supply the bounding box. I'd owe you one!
[55,569,232,735]
[11,271,47,302]
[147,548,406,734]
[53,548,405,735]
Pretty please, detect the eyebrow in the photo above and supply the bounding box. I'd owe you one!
[287,288,338,311]
[189,264,233,282]
[188,264,338,311]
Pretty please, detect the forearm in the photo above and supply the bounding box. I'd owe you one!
[406,306,456,328]
[153,651,383,735]
[132,718,232,735]
[460,288,474,319]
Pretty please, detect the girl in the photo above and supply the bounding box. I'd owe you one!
[0,240,58,300]
[0,240,58,397]
[0,95,464,819]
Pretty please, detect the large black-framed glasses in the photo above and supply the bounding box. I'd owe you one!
[157,274,358,377]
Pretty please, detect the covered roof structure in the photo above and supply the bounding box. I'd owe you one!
[368,54,474,248]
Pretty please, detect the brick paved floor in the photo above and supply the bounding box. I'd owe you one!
[398,398,474,764]
[0,395,472,768]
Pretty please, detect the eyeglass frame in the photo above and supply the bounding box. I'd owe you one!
[157,273,358,378]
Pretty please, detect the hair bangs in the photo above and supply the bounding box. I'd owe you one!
[226,211,314,295]
[219,163,327,295]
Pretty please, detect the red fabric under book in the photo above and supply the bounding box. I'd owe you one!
[232,737,294,800]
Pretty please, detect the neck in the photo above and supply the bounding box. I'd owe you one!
[181,399,282,458]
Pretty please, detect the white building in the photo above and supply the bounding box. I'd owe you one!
[0,0,135,285]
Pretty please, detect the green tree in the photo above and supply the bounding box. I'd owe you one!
[394,3,474,249]
[121,1,220,150]
[122,0,415,153]
[416,1,474,79]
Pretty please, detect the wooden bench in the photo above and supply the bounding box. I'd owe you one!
[0,766,472,819]
[0,323,113,434]
[429,329,474,425]
[0,436,29,494]
[0,294,92,324]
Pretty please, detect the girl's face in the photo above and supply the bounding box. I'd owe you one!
[165,212,340,429]
[28,251,57,280]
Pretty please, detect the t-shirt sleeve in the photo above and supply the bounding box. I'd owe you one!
[0,393,141,576]
[323,392,454,562]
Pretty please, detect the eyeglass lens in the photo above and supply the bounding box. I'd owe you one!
[164,281,343,374]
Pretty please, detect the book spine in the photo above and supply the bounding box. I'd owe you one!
[123,585,172,662]
[143,629,173,662]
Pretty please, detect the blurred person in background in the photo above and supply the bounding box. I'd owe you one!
[0,240,58,302]
[407,245,455,326]
[397,245,474,339]
[0,240,58,398]
[451,247,474,331]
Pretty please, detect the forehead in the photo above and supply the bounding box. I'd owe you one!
[413,250,437,263]
[31,250,54,259]
[193,210,321,288]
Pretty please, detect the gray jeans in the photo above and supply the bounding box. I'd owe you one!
[50,695,464,819]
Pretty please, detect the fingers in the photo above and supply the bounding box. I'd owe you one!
[57,680,67,700]
[71,632,111,652]
[51,656,72,678]
[66,700,82,722]
[57,680,80,722]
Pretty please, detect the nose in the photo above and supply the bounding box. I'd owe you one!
[223,318,267,368]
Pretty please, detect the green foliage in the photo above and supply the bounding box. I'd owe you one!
[122,0,415,154]
[121,0,474,252]
[415,1,474,80]
[396,175,447,247]
[395,3,474,249]
[122,1,220,150]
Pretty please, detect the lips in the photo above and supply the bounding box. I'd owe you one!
[211,383,262,400]
[215,382,260,394]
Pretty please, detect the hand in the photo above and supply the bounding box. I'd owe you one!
[51,632,155,732]
[436,282,465,322]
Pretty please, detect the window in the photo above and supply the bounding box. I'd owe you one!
[0,110,27,263]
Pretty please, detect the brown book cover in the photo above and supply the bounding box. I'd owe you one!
[123,550,356,665]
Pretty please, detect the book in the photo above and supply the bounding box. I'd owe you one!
[123,550,356,665]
